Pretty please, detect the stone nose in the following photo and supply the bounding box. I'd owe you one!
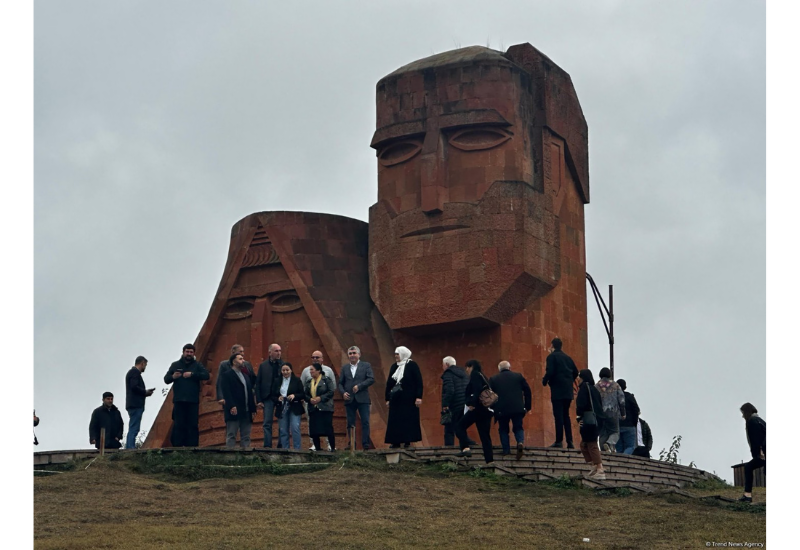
[419,120,446,214]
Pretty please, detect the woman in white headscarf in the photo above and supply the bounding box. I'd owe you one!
[384,346,424,449]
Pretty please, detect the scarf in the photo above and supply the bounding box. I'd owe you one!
[392,346,412,383]
[310,375,322,399]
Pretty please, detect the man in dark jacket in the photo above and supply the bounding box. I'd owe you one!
[739,402,766,502]
[615,379,641,454]
[163,343,210,447]
[541,337,579,448]
[255,343,284,448]
[490,361,532,459]
[216,344,256,406]
[125,355,155,449]
[220,352,256,449]
[441,356,469,447]
[89,392,124,449]
[338,345,375,450]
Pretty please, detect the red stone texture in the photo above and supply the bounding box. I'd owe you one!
[146,43,590,449]
[144,212,389,449]
[368,43,589,447]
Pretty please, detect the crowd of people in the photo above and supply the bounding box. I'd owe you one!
[82,338,763,495]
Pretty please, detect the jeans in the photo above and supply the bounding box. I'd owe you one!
[171,402,199,447]
[497,413,525,454]
[279,411,302,449]
[261,399,276,447]
[226,416,252,449]
[616,426,637,454]
[345,402,371,449]
[551,398,574,444]
[126,407,144,449]
[599,416,620,450]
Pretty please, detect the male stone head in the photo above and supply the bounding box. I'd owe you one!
[442,356,456,372]
[347,346,361,365]
[369,44,588,331]
[135,356,148,373]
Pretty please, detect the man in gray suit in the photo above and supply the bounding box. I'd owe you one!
[338,345,374,450]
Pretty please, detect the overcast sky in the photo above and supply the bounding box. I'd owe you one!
[33,0,765,482]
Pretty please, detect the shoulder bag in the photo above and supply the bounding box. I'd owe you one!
[478,373,499,408]
[581,385,597,427]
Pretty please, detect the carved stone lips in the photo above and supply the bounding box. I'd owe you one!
[400,224,470,238]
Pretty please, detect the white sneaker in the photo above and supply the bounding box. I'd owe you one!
[309,445,316,451]
[593,472,607,480]
[326,445,332,451]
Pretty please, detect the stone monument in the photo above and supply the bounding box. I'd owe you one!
[145,42,589,449]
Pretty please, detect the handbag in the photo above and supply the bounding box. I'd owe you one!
[440,409,453,425]
[389,382,403,397]
[581,385,598,427]
[478,373,499,408]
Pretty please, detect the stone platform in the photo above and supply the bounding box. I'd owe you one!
[377,445,721,494]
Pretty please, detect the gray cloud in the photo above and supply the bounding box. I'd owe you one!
[35,0,764,481]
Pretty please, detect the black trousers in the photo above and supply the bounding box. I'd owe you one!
[443,406,465,446]
[551,398,574,444]
[171,402,199,447]
[456,408,493,464]
[744,456,766,493]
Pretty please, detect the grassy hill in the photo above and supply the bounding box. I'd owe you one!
[34,451,765,549]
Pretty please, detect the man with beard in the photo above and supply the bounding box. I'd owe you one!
[164,343,210,447]
[216,344,256,406]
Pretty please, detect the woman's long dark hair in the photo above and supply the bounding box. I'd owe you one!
[578,369,595,386]
[465,359,482,373]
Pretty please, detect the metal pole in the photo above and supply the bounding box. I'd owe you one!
[100,428,106,457]
[609,284,614,379]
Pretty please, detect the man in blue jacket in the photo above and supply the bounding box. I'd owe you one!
[125,355,155,449]
[163,343,210,447]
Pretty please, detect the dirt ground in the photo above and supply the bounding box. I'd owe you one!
[34,455,766,549]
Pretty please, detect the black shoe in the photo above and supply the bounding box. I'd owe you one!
[467,439,478,446]
[737,495,753,503]
[455,449,473,457]
[566,443,575,449]
[501,451,511,456]
[516,442,525,460]
[549,442,563,448]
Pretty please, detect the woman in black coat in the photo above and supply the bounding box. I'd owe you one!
[738,402,766,502]
[384,346,423,448]
[454,359,494,464]
[276,363,305,450]
[575,369,606,480]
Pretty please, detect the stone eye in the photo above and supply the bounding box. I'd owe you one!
[448,127,511,151]
[378,139,423,166]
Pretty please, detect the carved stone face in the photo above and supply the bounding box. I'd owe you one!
[369,46,565,332]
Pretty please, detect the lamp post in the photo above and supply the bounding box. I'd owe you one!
[586,273,614,379]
